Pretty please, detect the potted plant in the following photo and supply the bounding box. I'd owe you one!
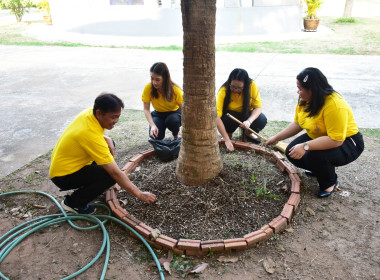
[37,0,52,25]
[302,0,323,31]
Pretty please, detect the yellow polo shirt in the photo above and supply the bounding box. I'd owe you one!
[294,92,359,141]
[49,108,114,178]
[216,81,262,117]
[142,83,183,112]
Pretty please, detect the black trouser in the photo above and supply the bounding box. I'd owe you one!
[150,109,181,140]
[221,110,267,134]
[51,162,115,208]
[286,132,364,190]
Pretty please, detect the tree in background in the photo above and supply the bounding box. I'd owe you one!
[176,0,223,185]
[0,0,34,22]
[343,0,354,18]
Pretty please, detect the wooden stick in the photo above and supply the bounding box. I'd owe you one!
[226,113,288,153]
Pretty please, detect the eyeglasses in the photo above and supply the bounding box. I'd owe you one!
[229,84,244,91]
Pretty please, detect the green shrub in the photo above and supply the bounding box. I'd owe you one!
[335,17,356,23]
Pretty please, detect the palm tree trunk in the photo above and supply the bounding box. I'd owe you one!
[343,0,354,18]
[176,0,223,186]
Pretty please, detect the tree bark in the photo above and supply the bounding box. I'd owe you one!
[176,0,223,186]
[343,0,354,18]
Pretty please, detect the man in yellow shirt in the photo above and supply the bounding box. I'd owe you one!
[265,68,364,198]
[50,93,156,214]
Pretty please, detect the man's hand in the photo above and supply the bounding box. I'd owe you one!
[139,192,157,204]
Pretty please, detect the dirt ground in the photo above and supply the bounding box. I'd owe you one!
[0,110,379,280]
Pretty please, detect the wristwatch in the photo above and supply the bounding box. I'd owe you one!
[303,142,310,151]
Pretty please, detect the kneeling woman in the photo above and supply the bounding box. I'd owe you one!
[265,67,364,198]
[217,68,267,152]
[142,62,183,140]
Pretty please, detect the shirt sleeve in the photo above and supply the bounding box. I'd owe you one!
[324,104,349,141]
[174,85,183,105]
[81,135,114,165]
[141,84,152,103]
[216,87,226,117]
[249,81,262,109]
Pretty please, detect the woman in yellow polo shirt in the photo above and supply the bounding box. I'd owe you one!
[217,68,267,152]
[142,62,183,140]
[265,67,364,198]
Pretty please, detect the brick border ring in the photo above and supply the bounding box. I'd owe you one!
[105,139,301,256]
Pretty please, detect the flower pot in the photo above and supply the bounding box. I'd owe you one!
[303,18,319,31]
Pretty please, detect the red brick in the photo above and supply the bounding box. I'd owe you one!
[233,141,251,149]
[264,227,274,239]
[113,207,128,219]
[129,153,145,163]
[244,230,268,247]
[105,190,112,202]
[283,161,298,174]
[107,189,117,202]
[121,161,138,174]
[268,215,283,228]
[269,216,288,234]
[108,200,117,212]
[155,235,178,250]
[280,203,294,222]
[177,239,200,250]
[121,214,141,227]
[201,240,225,253]
[171,247,185,255]
[272,151,285,161]
[250,145,267,154]
[287,193,301,210]
[289,174,301,193]
[134,223,153,239]
[276,159,287,172]
[261,225,274,239]
[224,238,248,251]
[140,148,155,158]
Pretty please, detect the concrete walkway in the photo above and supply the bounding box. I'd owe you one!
[1,44,380,178]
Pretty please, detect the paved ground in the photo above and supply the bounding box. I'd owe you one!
[2,45,380,178]
[1,1,380,178]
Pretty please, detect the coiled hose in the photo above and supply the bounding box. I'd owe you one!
[0,190,165,280]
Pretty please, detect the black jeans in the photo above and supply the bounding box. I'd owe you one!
[150,109,181,140]
[51,162,115,208]
[221,110,267,134]
[286,132,364,190]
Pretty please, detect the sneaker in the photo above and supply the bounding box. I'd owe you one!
[61,200,96,215]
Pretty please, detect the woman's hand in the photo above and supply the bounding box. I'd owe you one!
[150,125,159,139]
[289,144,306,159]
[241,120,251,130]
[225,140,234,152]
[265,136,278,146]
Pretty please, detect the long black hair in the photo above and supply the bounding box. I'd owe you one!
[150,62,175,102]
[297,67,335,117]
[221,68,253,119]
[93,92,124,115]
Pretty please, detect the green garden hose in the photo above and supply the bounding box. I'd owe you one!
[0,190,165,280]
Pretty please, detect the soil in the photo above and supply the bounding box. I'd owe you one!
[1,110,380,280]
